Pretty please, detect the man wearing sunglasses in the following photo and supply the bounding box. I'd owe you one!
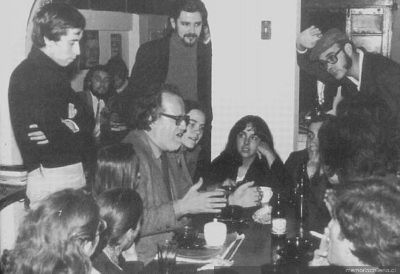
[122,83,226,264]
[297,26,400,122]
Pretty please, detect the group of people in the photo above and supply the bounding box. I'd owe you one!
[3,0,400,273]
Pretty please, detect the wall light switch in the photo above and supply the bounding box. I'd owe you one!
[261,20,271,40]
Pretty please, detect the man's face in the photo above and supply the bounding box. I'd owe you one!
[150,92,187,151]
[45,28,83,67]
[327,219,356,266]
[170,11,203,47]
[236,123,261,160]
[319,43,351,80]
[90,70,111,98]
[181,109,205,149]
[306,121,323,154]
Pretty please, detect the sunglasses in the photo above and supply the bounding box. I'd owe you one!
[160,113,190,126]
[318,47,343,70]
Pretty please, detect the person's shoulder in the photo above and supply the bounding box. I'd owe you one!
[10,57,36,80]
[138,36,169,51]
[122,130,150,155]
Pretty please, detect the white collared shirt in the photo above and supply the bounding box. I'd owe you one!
[346,48,364,91]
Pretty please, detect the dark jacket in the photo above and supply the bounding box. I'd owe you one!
[206,152,288,195]
[284,149,331,232]
[8,47,94,171]
[298,49,400,121]
[129,35,212,121]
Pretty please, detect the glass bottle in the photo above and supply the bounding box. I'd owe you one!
[294,162,308,223]
[271,193,287,265]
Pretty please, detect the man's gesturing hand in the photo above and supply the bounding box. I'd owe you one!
[297,25,322,51]
[174,178,227,217]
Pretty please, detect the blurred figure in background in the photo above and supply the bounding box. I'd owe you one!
[102,56,130,145]
[285,114,333,232]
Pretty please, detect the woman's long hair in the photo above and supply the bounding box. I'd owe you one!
[94,188,143,254]
[222,115,277,165]
[5,189,100,274]
[94,143,140,195]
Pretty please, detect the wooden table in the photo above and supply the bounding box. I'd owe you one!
[142,209,301,273]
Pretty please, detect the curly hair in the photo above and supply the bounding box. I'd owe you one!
[31,3,85,48]
[170,0,208,23]
[95,188,143,252]
[3,189,99,274]
[128,83,182,130]
[94,143,140,195]
[333,178,400,267]
[318,108,398,181]
[83,65,110,92]
[221,115,278,165]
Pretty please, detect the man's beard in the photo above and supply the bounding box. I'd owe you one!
[181,33,198,47]
[91,89,108,100]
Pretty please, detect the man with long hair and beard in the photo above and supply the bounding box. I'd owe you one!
[296,26,400,123]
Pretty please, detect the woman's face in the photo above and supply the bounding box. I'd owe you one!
[119,217,142,252]
[180,109,205,149]
[236,123,261,160]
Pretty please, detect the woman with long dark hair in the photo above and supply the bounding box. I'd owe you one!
[207,115,287,206]
[93,143,140,195]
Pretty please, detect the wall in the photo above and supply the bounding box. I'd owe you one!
[390,7,400,63]
[204,0,300,161]
[71,10,140,91]
[0,1,35,165]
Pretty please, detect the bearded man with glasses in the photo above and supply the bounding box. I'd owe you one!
[122,83,226,264]
[296,26,400,122]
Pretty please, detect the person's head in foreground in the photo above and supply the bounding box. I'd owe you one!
[310,28,355,81]
[318,103,398,184]
[93,188,143,266]
[4,188,101,274]
[223,115,277,164]
[94,143,140,195]
[327,178,400,267]
[32,3,85,67]
[180,100,206,150]
[129,83,189,152]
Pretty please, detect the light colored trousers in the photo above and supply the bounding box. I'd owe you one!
[26,162,86,208]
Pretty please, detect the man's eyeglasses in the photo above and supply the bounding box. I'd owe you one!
[318,47,343,70]
[160,113,190,126]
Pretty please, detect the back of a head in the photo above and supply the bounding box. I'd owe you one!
[31,3,85,48]
[96,188,143,249]
[9,189,99,274]
[334,178,400,266]
[318,110,394,181]
[94,143,139,195]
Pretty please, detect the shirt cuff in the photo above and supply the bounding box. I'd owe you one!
[296,47,308,54]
